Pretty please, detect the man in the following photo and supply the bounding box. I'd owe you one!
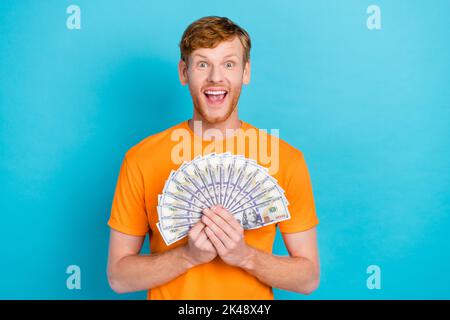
[107,16,320,300]
[242,209,263,229]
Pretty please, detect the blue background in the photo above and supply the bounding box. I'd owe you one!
[1,0,449,299]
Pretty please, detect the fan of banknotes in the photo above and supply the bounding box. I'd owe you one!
[156,153,290,245]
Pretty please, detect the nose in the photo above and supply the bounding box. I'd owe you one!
[207,64,225,83]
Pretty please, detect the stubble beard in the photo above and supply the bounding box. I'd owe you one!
[191,87,241,124]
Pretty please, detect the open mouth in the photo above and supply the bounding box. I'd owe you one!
[203,89,228,106]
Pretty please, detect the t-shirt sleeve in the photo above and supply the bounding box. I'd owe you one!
[107,154,149,236]
[278,152,319,233]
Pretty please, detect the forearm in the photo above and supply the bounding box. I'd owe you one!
[241,246,319,294]
[108,245,193,293]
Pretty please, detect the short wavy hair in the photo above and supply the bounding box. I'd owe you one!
[179,16,251,65]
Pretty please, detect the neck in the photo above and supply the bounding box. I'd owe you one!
[189,108,241,140]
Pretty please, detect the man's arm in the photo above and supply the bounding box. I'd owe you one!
[202,206,320,295]
[107,221,217,294]
[241,228,320,294]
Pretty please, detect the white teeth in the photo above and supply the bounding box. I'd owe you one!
[204,90,227,95]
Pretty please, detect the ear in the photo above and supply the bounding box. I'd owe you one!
[178,59,189,85]
[242,60,251,85]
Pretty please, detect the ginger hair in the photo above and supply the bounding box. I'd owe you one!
[179,16,251,65]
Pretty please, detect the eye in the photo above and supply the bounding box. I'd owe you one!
[225,62,234,69]
[198,61,208,68]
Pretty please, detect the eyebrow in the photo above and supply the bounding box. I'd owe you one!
[192,53,239,60]
[223,54,239,59]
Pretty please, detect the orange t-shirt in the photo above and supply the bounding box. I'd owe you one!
[108,120,319,300]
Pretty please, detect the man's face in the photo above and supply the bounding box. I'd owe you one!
[247,211,258,224]
[179,36,250,124]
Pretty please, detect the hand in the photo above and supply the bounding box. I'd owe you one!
[182,220,217,268]
[202,205,253,268]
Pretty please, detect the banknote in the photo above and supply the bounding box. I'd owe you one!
[156,222,190,245]
[157,153,291,246]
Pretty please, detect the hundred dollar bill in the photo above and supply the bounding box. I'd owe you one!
[157,222,190,246]
[179,167,214,207]
[182,157,216,207]
[159,216,200,231]
[164,170,212,209]
[156,152,292,243]
[222,155,238,208]
[223,160,259,210]
[158,193,205,213]
[205,153,220,206]
[218,152,233,206]
[159,196,289,232]
[227,169,272,212]
[157,205,202,231]
[223,156,249,209]
[229,184,285,213]
[193,155,219,206]
[234,196,290,230]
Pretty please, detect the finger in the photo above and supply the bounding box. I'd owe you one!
[202,214,236,248]
[195,229,208,244]
[212,205,243,232]
[204,226,226,255]
[202,210,236,240]
[188,220,205,241]
[203,208,240,241]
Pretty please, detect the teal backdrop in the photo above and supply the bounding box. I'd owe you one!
[1,0,449,299]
